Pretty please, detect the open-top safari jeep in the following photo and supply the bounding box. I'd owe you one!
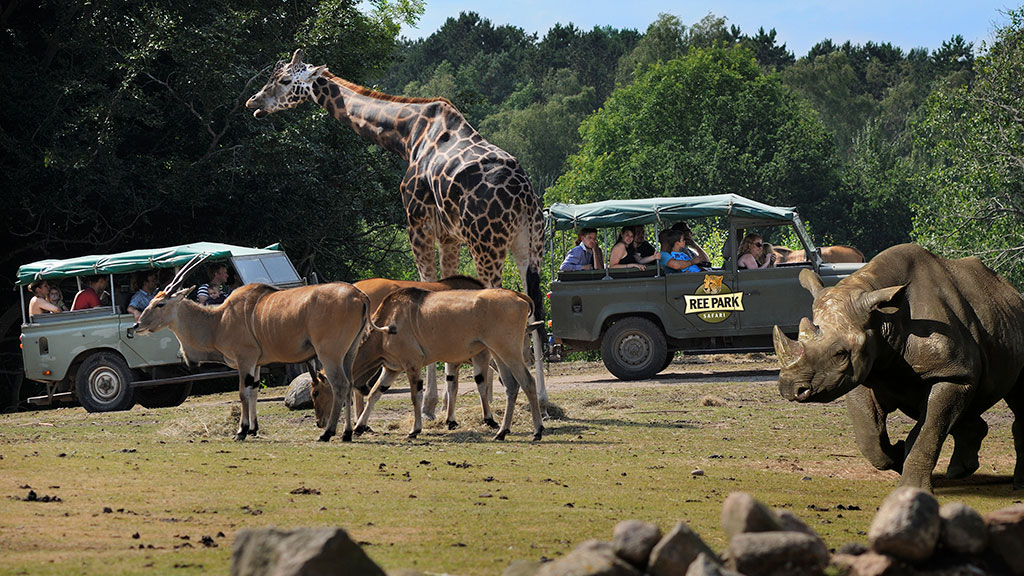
[546,194,863,380]
[16,242,303,412]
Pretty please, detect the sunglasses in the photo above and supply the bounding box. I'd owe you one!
[754,242,763,247]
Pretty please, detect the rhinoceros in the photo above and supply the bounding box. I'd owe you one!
[773,243,1024,492]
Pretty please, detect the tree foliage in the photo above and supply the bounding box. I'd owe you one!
[913,9,1024,286]
[547,46,841,231]
[0,0,420,289]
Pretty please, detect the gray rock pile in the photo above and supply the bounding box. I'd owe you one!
[230,488,1024,576]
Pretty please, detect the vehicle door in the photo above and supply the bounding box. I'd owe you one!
[663,269,740,334]
[735,263,814,334]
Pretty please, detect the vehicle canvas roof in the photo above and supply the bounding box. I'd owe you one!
[16,242,285,285]
[545,194,799,231]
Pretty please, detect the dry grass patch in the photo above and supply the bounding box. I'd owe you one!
[1,372,1019,576]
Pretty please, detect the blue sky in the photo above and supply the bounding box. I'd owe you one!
[399,1,1015,57]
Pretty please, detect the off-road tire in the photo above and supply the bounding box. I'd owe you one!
[135,381,192,409]
[75,352,135,412]
[600,317,668,381]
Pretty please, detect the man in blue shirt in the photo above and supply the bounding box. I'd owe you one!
[559,227,604,271]
[658,229,702,274]
[127,271,158,320]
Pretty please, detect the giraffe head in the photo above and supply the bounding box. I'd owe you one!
[246,49,327,119]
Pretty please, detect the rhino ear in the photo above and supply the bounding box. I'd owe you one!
[861,284,906,315]
[798,269,825,298]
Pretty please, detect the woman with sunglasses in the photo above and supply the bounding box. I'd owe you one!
[737,233,776,269]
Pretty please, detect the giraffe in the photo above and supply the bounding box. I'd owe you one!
[246,49,548,415]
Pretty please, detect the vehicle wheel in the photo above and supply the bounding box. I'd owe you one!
[660,351,676,372]
[135,382,192,409]
[75,352,135,412]
[600,317,668,381]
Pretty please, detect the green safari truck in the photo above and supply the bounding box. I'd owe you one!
[17,242,303,412]
[546,194,863,380]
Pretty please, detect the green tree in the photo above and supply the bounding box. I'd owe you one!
[480,69,599,192]
[548,46,841,232]
[913,9,1024,286]
[0,0,419,287]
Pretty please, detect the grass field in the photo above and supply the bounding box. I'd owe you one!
[1,358,1020,575]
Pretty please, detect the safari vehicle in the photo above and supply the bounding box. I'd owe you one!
[546,194,863,380]
[16,242,303,412]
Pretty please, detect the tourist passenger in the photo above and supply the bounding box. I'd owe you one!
[71,276,108,311]
[47,286,68,312]
[658,229,701,274]
[28,280,61,316]
[559,228,604,271]
[609,227,647,270]
[198,263,231,305]
[127,271,158,320]
[737,233,776,270]
[670,221,711,268]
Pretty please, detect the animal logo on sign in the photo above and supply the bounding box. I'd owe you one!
[702,274,724,295]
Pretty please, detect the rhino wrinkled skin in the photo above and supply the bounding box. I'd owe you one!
[773,243,1024,492]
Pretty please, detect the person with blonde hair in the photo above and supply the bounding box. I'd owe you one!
[737,233,776,269]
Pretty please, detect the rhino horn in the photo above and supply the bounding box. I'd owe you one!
[773,325,805,369]
[798,317,820,341]
[798,269,825,299]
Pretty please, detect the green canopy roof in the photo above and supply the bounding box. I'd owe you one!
[17,242,283,285]
[545,194,798,231]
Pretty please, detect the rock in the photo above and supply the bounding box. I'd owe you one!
[503,559,544,576]
[724,531,828,576]
[284,373,314,410]
[536,540,642,576]
[231,526,385,576]
[830,551,913,576]
[986,504,1024,575]
[868,487,940,563]
[685,553,744,576]
[612,520,662,569]
[648,521,719,576]
[938,502,986,555]
[774,509,823,542]
[721,492,783,539]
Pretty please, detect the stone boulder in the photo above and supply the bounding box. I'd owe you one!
[231,526,385,576]
[868,487,940,562]
[648,521,719,576]
[284,372,314,410]
[535,539,642,576]
[724,531,828,576]
[612,520,662,569]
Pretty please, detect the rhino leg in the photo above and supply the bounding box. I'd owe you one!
[1007,380,1024,490]
[899,381,970,492]
[946,415,988,480]
[846,386,905,472]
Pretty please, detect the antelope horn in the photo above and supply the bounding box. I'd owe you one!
[164,253,212,293]
[773,325,805,369]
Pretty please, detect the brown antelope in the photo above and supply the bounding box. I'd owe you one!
[133,256,370,442]
[772,245,866,264]
[311,287,544,441]
[353,276,498,430]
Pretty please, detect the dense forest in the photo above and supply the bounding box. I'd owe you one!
[2,1,1022,294]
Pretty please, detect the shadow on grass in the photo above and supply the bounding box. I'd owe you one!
[932,473,1019,497]
[578,368,780,385]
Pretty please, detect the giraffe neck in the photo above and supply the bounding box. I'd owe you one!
[312,71,455,161]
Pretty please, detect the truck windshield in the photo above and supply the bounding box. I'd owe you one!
[232,253,300,285]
